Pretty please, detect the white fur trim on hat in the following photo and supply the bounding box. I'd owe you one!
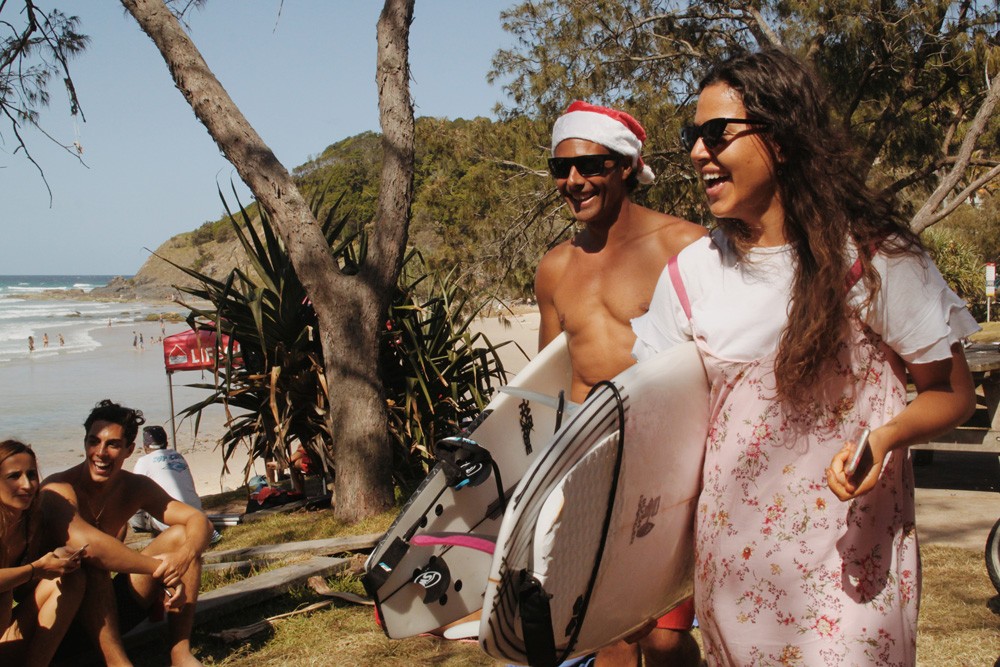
[551,101,655,184]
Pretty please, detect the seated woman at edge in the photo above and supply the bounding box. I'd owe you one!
[0,440,87,666]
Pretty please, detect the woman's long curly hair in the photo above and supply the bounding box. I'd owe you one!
[699,48,921,406]
[0,440,37,568]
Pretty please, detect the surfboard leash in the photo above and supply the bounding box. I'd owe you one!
[518,380,628,666]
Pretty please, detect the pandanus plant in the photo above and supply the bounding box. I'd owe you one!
[167,187,510,493]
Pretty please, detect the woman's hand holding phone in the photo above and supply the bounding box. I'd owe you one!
[827,427,881,501]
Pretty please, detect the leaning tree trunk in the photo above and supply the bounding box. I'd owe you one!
[121,0,410,520]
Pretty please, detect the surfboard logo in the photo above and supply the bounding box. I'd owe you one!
[460,461,483,478]
[414,571,442,589]
[631,494,661,544]
[519,400,534,454]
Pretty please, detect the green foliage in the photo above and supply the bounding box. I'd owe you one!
[0,5,89,173]
[168,190,348,478]
[274,116,570,300]
[936,198,1000,266]
[382,254,509,488]
[172,188,509,488]
[922,227,986,321]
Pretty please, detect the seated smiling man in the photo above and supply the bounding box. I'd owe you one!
[40,400,212,667]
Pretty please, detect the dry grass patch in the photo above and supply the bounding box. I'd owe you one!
[918,545,1000,666]
[970,321,1000,344]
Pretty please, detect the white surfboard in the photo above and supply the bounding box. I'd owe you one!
[363,333,573,639]
[479,342,709,665]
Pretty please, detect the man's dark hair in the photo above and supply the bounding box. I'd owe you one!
[84,399,146,444]
[142,425,168,449]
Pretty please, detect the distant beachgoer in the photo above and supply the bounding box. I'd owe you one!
[107,318,112,328]
[0,440,85,666]
[139,333,144,351]
[27,336,33,353]
[38,400,213,666]
[266,445,321,495]
[132,332,137,349]
[159,316,165,336]
[42,334,48,348]
[58,334,64,347]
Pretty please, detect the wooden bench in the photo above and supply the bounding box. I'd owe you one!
[913,344,1000,454]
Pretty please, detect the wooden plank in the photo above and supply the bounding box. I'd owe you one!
[203,559,253,576]
[240,499,309,522]
[203,532,383,564]
[914,427,1000,453]
[123,555,348,648]
[207,513,242,528]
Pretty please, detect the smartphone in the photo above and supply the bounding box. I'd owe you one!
[68,544,89,560]
[845,428,873,482]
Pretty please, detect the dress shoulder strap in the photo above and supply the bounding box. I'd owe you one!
[667,255,692,321]
[845,240,882,291]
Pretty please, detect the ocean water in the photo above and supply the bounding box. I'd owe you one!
[0,275,219,473]
[0,275,148,364]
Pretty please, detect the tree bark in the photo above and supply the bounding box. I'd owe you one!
[120,0,405,520]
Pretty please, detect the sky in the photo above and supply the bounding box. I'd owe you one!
[2,1,517,275]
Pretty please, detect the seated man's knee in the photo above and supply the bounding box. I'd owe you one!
[58,568,87,601]
[144,523,187,553]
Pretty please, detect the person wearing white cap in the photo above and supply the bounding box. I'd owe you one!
[535,101,706,666]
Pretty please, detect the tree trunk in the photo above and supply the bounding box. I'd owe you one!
[120,0,406,520]
[325,0,415,521]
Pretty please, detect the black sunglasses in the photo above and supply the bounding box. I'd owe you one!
[547,154,622,179]
[680,118,769,152]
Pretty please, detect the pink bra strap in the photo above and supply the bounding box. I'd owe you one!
[668,255,692,321]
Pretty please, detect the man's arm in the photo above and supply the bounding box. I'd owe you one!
[37,484,161,576]
[141,477,214,587]
[535,247,567,351]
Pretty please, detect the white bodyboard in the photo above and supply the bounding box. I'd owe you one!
[364,333,573,638]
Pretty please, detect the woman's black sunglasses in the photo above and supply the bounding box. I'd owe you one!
[680,118,769,152]
[547,154,622,179]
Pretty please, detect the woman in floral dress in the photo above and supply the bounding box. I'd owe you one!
[631,49,977,665]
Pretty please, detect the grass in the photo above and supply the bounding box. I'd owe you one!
[917,546,1000,666]
[120,491,1000,666]
[970,321,1000,343]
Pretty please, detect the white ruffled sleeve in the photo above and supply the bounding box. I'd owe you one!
[862,250,980,364]
[631,257,694,362]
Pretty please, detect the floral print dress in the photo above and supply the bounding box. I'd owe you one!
[693,322,918,666]
[632,233,977,666]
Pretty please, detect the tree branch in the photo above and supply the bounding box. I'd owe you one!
[910,67,1000,233]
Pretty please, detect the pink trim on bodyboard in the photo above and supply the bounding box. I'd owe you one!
[409,533,496,555]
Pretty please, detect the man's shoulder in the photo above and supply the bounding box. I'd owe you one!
[536,238,575,282]
[630,208,707,254]
[539,237,576,263]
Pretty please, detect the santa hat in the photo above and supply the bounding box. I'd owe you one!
[551,101,655,184]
